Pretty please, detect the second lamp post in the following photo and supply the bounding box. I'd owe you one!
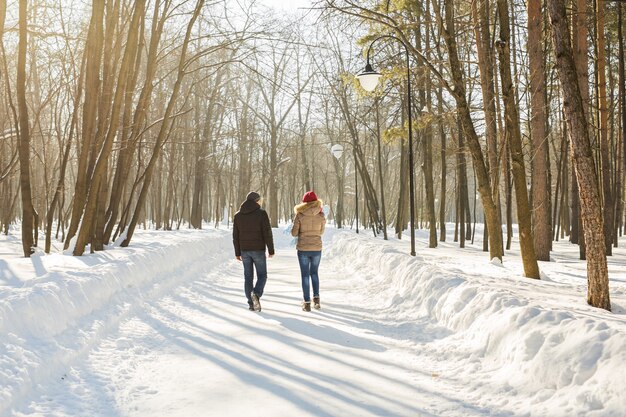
[356,35,416,256]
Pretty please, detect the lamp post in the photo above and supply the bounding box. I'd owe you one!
[331,142,359,233]
[357,35,416,256]
[331,143,344,159]
[331,144,344,228]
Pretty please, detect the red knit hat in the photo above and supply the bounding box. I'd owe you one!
[302,191,318,203]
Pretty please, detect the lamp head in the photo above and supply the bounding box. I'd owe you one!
[331,143,344,159]
[356,62,382,92]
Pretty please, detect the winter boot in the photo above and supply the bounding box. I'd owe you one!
[313,296,321,309]
[251,292,261,312]
[302,301,311,312]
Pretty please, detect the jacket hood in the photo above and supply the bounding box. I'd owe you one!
[294,199,323,216]
[239,199,260,214]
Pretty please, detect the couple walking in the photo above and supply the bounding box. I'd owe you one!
[232,190,326,312]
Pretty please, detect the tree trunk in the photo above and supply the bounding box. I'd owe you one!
[46,55,84,253]
[74,0,145,255]
[418,0,437,248]
[439,0,503,260]
[438,85,447,242]
[552,133,568,240]
[65,0,105,250]
[595,0,614,255]
[472,0,502,247]
[17,0,37,257]
[547,0,610,310]
[375,99,388,240]
[104,0,167,244]
[395,112,409,238]
[528,0,551,261]
[458,122,466,249]
[496,0,539,278]
[620,3,626,237]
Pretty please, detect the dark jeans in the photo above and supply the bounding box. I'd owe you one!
[241,251,267,304]
[297,250,321,302]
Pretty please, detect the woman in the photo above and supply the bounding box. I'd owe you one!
[291,191,326,311]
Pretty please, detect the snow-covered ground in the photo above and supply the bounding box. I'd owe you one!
[1,224,625,416]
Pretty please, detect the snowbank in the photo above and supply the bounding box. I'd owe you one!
[0,228,232,415]
[324,231,626,416]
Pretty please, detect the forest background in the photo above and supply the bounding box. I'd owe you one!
[0,0,624,311]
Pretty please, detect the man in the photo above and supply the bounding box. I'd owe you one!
[233,191,274,311]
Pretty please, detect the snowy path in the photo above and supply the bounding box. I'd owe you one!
[16,246,498,417]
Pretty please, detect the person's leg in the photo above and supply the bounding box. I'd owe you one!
[297,251,311,302]
[310,251,322,298]
[241,251,254,306]
[251,251,267,297]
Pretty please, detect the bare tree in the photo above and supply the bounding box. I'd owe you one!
[547,0,610,310]
[595,0,614,255]
[121,0,205,247]
[64,0,105,251]
[496,0,540,278]
[528,0,551,261]
[16,0,38,257]
[74,0,146,255]
[472,0,502,251]
[437,0,504,261]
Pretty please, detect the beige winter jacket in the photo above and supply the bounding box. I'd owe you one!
[291,200,326,251]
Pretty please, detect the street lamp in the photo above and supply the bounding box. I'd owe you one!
[331,144,343,159]
[357,35,416,256]
[356,63,382,92]
[331,142,359,233]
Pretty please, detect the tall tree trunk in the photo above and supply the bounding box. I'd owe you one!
[418,0,437,248]
[74,0,145,255]
[65,0,105,250]
[104,0,168,244]
[395,109,409,238]
[438,0,504,260]
[457,120,466,249]
[333,155,345,228]
[191,72,224,229]
[620,3,626,231]
[552,133,568,240]
[438,85,447,242]
[570,0,589,258]
[472,0,502,248]
[547,0,610,310]
[268,122,279,227]
[496,0,540,278]
[596,0,614,255]
[375,99,388,239]
[46,54,85,253]
[528,0,551,261]
[17,0,37,257]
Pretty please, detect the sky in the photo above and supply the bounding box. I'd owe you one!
[259,0,312,11]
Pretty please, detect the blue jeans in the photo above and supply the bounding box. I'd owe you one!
[241,251,267,305]
[297,250,321,302]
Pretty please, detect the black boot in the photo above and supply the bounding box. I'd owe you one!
[251,292,261,312]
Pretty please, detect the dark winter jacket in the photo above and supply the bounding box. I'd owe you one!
[233,200,275,256]
[291,200,326,251]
